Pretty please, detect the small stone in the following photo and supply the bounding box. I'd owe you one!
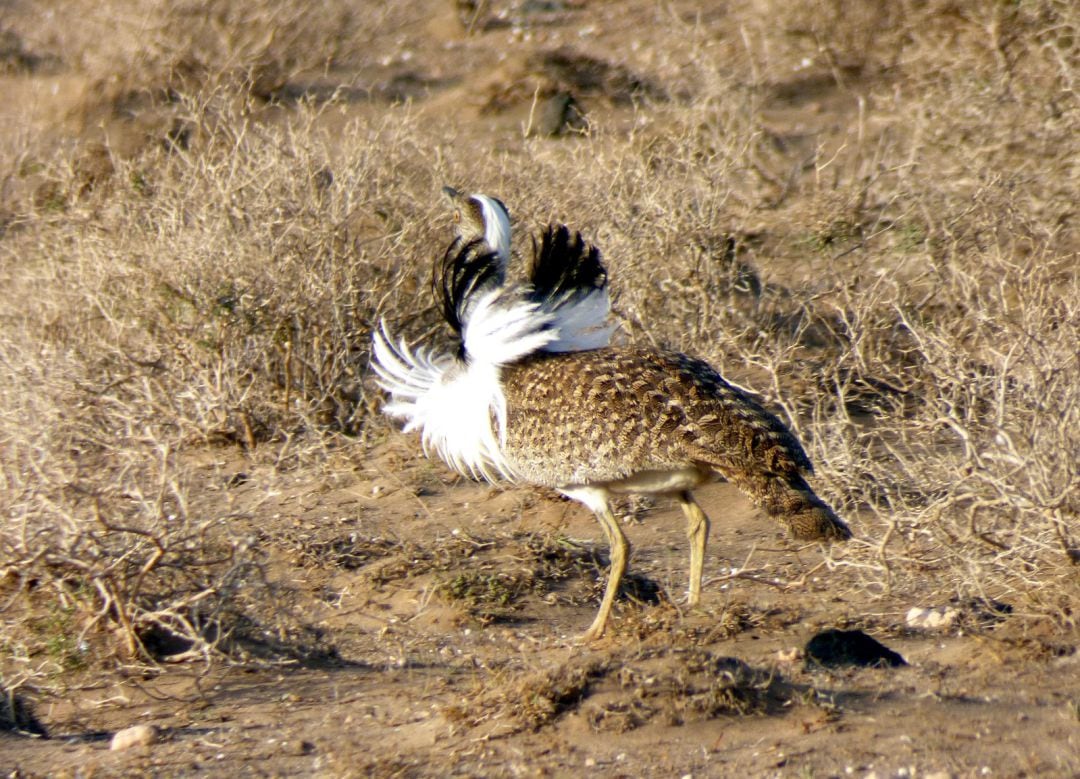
[906,607,927,624]
[110,724,159,751]
[776,647,803,663]
[281,739,315,756]
[906,606,959,630]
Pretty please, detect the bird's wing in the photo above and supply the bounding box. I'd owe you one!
[527,224,616,352]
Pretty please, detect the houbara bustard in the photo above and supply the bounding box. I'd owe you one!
[372,201,850,641]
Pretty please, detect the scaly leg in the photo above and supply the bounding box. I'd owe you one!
[678,490,710,606]
[581,499,630,642]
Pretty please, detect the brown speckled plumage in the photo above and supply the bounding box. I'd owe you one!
[501,347,850,543]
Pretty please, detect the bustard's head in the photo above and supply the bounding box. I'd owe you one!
[441,186,512,266]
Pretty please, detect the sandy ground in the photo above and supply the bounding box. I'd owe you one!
[4,446,1078,777]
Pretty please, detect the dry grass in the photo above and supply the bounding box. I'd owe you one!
[445,647,793,736]
[445,655,605,735]
[0,0,1077,703]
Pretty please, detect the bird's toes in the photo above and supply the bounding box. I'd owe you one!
[578,625,606,644]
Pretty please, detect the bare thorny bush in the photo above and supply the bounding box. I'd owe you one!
[811,224,1078,620]
[0,0,1077,695]
[0,95,454,675]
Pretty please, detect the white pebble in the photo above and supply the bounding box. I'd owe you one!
[906,606,958,630]
[110,724,158,751]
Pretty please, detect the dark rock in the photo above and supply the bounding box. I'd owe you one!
[1,690,48,737]
[533,91,588,137]
[805,629,906,668]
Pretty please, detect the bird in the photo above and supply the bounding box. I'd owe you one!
[372,223,851,641]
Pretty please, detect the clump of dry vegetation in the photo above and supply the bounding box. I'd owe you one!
[0,0,1076,711]
[445,655,605,735]
[587,649,791,732]
[445,647,792,736]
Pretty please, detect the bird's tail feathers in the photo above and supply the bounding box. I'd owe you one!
[435,237,504,336]
[730,469,852,541]
[529,224,608,301]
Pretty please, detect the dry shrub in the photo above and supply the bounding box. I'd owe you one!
[10,0,376,107]
[815,224,1079,617]
[0,94,449,667]
[568,0,1080,626]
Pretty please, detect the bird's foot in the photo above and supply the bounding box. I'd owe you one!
[782,560,828,591]
[577,621,607,644]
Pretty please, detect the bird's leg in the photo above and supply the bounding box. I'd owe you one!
[678,490,710,607]
[581,500,630,642]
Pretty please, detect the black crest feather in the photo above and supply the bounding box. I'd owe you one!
[434,237,503,336]
[528,224,607,305]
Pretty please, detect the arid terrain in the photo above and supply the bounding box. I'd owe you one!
[1,1,1077,776]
